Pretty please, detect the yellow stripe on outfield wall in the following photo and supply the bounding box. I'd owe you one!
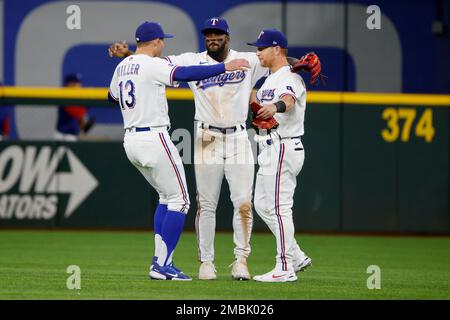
[0,86,194,100]
[1,86,107,99]
[1,87,449,106]
[308,92,450,106]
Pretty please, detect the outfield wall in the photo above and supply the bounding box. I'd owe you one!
[1,95,448,233]
[0,0,449,232]
[1,0,449,140]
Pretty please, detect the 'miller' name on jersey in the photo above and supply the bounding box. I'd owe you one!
[260,88,276,102]
[117,63,140,77]
[196,70,246,90]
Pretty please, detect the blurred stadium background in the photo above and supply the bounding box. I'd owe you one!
[0,0,449,300]
[0,0,448,233]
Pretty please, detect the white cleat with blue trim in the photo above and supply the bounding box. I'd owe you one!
[149,263,192,281]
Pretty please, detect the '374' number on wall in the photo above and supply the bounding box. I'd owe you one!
[381,108,434,143]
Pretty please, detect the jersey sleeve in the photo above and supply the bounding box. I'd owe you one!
[108,67,119,102]
[150,58,181,87]
[248,53,270,87]
[165,52,199,67]
[277,75,305,103]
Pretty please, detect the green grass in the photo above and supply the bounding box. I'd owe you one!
[0,230,449,299]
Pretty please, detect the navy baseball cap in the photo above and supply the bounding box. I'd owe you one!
[247,29,288,48]
[201,17,230,35]
[135,21,174,42]
[64,73,82,84]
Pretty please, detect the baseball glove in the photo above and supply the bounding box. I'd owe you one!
[291,52,325,85]
[250,102,278,130]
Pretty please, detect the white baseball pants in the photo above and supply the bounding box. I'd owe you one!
[254,135,306,271]
[194,123,254,262]
[123,129,190,214]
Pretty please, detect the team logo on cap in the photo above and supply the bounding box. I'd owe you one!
[258,31,264,39]
[211,18,219,25]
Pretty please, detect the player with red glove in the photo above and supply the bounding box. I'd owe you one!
[248,28,312,283]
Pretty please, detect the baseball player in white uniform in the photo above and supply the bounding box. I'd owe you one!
[108,17,318,281]
[247,29,312,282]
[165,19,269,281]
[108,21,250,281]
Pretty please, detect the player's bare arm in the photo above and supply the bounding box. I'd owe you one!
[256,95,295,120]
[108,41,133,58]
[225,59,250,71]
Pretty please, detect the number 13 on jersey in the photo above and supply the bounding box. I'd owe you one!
[119,80,136,110]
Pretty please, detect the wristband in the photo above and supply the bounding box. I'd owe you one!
[274,101,286,113]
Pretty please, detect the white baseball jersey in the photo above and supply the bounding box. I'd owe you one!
[166,50,269,127]
[256,65,306,138]
[253,65,309,273]
[110,54,190,270]
[109,54,179,129]
[166,50,266,263]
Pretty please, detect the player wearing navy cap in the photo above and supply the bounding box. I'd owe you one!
[247,28,288,49]
[248,29,312,282]
[109,17,319,281]
[108,21,249,281]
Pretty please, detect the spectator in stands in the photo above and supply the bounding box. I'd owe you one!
[0,81,12,141]
[54,73,95,141]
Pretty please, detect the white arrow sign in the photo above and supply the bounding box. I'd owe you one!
[47,147,98,218]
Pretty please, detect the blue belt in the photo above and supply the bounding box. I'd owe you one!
[125,126,168,132]
[135,127,151,132]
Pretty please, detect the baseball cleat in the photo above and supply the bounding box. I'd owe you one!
[198,261,217,280]
[253,268,298,283]
[149,256,157,272]
[168,262,184,274]
[294,256,312,273]
[230,257,251,280]
[149,263,192,281]
[150,256,184,274]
